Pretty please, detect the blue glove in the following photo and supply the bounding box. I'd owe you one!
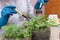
[34,0,44,10]
[1,5,17,16]
[38,0,44,5]
[0,5,17,28]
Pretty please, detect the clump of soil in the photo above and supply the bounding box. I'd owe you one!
[32,30,50,40]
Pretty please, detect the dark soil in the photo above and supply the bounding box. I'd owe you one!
[31,30,50,40]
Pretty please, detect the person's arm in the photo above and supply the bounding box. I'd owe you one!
[0,5,17,27]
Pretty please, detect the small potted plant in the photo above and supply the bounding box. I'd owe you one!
[2,15,59,40]
[27,15,58,40]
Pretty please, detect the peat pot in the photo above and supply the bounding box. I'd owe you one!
[31,29,50,40]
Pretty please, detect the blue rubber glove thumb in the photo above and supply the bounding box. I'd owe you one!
[1,5,17,16]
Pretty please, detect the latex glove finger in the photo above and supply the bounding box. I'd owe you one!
[38,0,44,5]
[4,5,16,9]
[3,8,17,13]
[34,1,40,10]
[1,8,17,16]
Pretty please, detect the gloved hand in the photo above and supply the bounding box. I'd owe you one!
[1,5,17,16]
[38,0,45,5]
[0,5,17,28]
[34,0,44,10]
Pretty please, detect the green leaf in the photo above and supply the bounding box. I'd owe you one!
[35,24,40,27]
[16,38,20,40]
[9,33,12,37]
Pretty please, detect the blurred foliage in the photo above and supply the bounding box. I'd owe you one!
[2,15,59,40]
[2,24,30,40]
[28,15,58,31]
